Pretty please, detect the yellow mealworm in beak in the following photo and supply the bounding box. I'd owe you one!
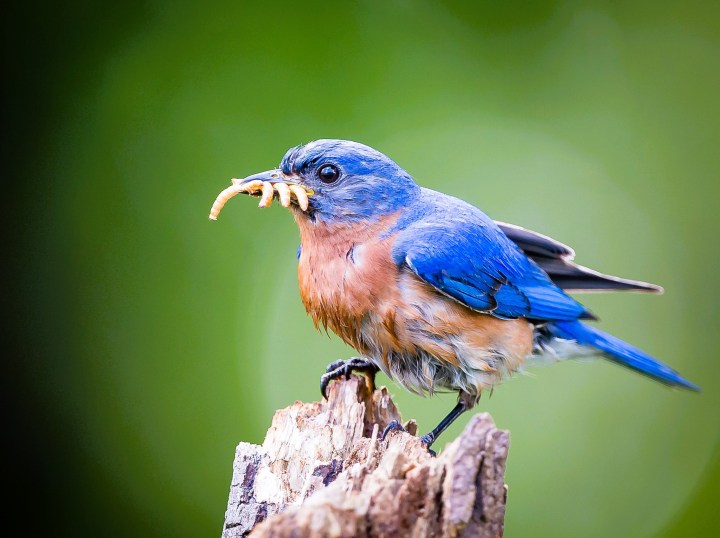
[258,181,275,208]
[274,182,291,207]
[289,185,309,211]
[208,179,266,220]
[243,179,264,194]
[209,185,244,220]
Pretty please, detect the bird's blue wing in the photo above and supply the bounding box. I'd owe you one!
[392,193,591,322]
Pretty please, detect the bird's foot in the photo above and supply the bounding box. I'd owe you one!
[380,419,406,441]
[381,420,436,456]
[419,433,433,446]
[418,433,437,457]
[320,357,379,400]
[418,433,437,456]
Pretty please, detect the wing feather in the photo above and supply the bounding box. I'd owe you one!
[396,219,591,322]
[496,221,663,293]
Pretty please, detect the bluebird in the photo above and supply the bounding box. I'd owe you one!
[210,139,699,449]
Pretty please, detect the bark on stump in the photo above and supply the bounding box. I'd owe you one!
[222,375,509,538]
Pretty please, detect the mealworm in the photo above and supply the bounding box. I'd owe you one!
[274,182,291,207]
[209,185,244,220]
[289,185,309,211]
[258,181,275,208]
[242,179,265,193]
[209,178,313,219]
[208,179,264,220]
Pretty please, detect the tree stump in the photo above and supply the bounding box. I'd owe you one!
[221,375,509,538]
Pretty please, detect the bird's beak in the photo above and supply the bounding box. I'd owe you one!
[209,169,314,220]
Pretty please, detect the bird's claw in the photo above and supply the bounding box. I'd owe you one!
[380,419,406,441]
[320,357,379,399]
[381,420,436,455]
[419,434,437,457]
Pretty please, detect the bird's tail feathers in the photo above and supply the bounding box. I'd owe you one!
[539,321,699,391]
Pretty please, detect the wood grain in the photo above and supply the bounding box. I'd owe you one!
[222,375,508,538]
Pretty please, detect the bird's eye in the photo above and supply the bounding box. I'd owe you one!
[317,164,340,184]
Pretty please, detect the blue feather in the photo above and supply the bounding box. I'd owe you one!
[394,189,591,321]
[548,321,700,390]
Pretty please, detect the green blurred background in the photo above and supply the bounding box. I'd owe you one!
[7,0,720,536]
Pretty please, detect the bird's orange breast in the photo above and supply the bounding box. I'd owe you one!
[294,213,533,394]
[295,214,403,352]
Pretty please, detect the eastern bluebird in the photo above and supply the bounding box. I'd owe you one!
[210,139,698,449]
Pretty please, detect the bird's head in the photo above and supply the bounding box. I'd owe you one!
[211,140,420,224]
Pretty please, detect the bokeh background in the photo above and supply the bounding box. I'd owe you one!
[7,1,720,536]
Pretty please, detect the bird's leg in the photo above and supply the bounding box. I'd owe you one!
[418,400,469,449]
[320,357,380,399]
[381,393,473,456]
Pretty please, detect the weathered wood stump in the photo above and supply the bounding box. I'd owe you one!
[222,375,509,538]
